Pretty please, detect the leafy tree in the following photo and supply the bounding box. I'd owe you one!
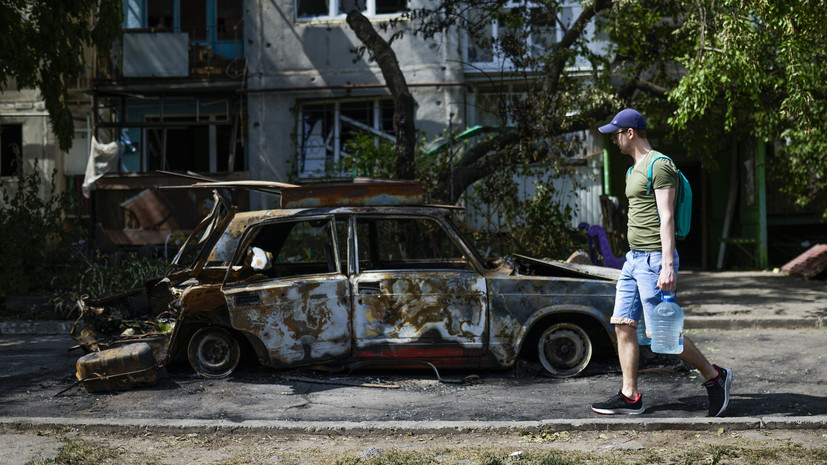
[348,0,827,216]
[0,0,122,152]
[665,0,827,211]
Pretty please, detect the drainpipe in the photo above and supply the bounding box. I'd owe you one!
[756,140,768,268]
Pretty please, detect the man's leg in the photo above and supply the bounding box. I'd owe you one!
[616,324,640,399]
[591,251,646,415]
[679,335,733,417]
[677,336,717,381]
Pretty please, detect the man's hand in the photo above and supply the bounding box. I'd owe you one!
[658,264,676,291]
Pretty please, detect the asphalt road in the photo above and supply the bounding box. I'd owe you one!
[1,327,824,423]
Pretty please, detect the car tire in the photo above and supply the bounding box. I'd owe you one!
[537,323,592,378]
[187,327,241,378]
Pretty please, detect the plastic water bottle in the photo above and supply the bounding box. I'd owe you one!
[637,318,651,345]
[650,291,684,354]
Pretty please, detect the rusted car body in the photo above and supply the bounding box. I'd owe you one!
[72,183,619,381]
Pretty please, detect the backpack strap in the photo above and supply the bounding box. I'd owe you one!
[645,154,672,195]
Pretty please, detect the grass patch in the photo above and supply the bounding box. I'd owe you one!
[331,449,595,465]
[27,439,118,465]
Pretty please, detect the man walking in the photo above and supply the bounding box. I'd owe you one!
[591,109,732,416]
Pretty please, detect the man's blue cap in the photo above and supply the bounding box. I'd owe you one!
[598,108,647,133]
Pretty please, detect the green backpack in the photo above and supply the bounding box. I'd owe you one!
[626,154,693,240]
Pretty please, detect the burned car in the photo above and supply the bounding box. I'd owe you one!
[72,181,620,387]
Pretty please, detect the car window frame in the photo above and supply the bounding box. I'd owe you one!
[222,214,343,286]
[351,213,485,275]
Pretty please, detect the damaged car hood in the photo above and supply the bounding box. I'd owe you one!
[510,254,621,281]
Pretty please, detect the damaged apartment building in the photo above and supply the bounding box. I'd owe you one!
[3,0,605,252]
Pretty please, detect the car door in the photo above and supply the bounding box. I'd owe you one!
[350,215,487,360]
[222,216,352,367]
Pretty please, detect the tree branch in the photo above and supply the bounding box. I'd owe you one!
[347,11,417,179]
[544,0,613,94]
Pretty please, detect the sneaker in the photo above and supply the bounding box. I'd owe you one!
[591,391,645,415]
[703,365,733,417]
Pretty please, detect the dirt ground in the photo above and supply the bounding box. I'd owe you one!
[3,424,827,464]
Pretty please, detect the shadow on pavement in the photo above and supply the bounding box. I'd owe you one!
[646,393,827,417]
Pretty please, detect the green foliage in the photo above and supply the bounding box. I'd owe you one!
[339,132,398,178]
[0,156,74,302]
[51,252,168,314]
[342,127,580,259]
[401,0,827,216]
[464,167,579,260]
[0,153,166,314]
[0,0,122,152]
[665,0,827,211]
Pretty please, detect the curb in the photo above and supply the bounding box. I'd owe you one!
[0,320,73,335]
[1,318,824,336]
[684,317,823,330]
[1,416,825,434]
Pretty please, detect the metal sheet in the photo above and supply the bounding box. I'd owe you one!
[351,272,488,356]
[225,276,351,366]
[280,182,423,208]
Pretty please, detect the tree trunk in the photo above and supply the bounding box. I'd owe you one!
[346,11,417,180]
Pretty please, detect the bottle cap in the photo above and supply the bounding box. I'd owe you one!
[662,291,676,302]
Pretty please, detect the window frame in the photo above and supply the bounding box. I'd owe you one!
[295,0,408,22]
[224,215,343,284]
[352,214,476,274]
[296,98,394,179]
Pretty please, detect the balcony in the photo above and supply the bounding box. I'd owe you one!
[96,31,246,83]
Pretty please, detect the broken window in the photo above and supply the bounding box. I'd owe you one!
[233,218,339,281]
[0,124,22,177]
[296,0,406,21]
[356,217,472,271]
[464,2,574,69]
[111,96,241,174]
[297,99,393,178]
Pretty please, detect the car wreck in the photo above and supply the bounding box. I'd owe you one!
[70,181,620,391]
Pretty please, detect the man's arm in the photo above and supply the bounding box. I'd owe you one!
[654,188,676,290]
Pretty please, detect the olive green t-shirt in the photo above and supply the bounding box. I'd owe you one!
[625,150,678,251]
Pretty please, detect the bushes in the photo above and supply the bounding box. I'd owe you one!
[0,158,168,317]
[51,251,169,314]
[0,159,73,303]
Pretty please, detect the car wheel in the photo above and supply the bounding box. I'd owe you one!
[187,327,241,378]
[537,323,592,378]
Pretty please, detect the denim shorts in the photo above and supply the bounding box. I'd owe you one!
[611,249,680,328]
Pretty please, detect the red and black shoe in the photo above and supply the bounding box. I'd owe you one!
[591,391,645,415]
[703,365,733,417]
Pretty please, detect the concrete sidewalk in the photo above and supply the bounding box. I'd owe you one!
[1,270,824,335]
[679,270,826,329]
